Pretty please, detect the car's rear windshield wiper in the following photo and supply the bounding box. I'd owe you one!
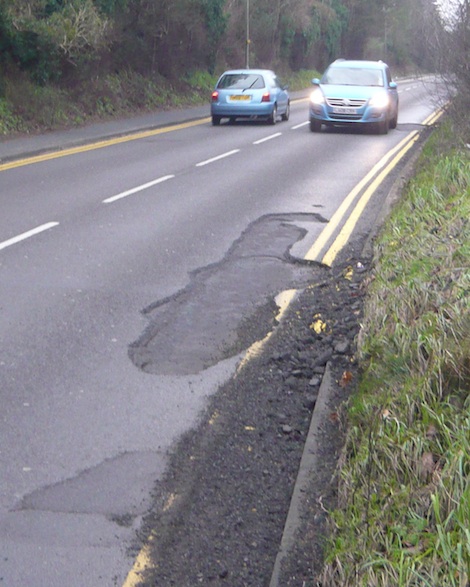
[243,80,258,91]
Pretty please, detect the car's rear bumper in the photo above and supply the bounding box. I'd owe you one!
[211,103,274,118]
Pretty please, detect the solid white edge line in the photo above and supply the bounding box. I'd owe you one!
[0,222,59,252]
[103,175,175,203]
[253,133,282,145]
[196,149,240,167]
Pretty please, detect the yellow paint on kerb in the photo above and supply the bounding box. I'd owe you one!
[235,289,298,374]
[275,289,298,320]
[123,540,154,587]
[122,493,178,587]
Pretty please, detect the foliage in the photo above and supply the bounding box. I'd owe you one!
[0,0,454,133]
[0,98,25,134]
[321,120,470,586]
[2,72,86,127]
[0,0,111,81]
[0,0,443,83]
[436,0,470,137]
[201,0,228,73]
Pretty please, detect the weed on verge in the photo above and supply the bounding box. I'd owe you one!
[321,120,470,587]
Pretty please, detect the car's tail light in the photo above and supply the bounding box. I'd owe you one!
[261,92,271,102]
[211,91,219,101]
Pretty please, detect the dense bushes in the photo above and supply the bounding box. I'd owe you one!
[0,0,443,86]
[1,0,464,135]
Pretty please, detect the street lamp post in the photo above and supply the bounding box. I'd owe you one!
[245,0,250,68]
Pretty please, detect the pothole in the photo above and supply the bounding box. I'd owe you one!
[129,213,327,375]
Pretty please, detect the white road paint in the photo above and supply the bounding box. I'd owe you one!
[253,133,282,145]
[291,121,309,130]
[0,222,59,252]
[103,175,175,203]
[195,149,240,167]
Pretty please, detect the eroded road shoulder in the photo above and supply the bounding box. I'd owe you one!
[132,254,371,587]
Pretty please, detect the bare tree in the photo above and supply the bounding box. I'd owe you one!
[447,1,470,96]
[433,0,470,134]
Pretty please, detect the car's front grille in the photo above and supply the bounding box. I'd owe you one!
[331,113,363,121]
[326,97,367,108]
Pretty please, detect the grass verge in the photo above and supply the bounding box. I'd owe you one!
[321,119,470,586]
[0,68,319,136]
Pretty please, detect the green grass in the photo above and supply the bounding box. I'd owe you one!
[321,120,470,586]
[283,68,320,91]
[0,98,26,134]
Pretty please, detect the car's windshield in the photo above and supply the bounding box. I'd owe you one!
[322,67,384,87]
[217,74,265,90]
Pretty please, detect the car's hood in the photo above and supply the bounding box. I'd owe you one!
[320,84,385,99]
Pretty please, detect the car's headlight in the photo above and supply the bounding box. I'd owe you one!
[310,88,325,105]
[369,92,390,109]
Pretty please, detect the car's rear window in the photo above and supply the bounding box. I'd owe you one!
[322,67,384,87]
[217,74,265,90]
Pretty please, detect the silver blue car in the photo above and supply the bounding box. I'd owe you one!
[309,59,399,134]
[211,69,290,126]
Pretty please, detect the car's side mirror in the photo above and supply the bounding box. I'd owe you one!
[312,78,321,86]
[389,81,397,89]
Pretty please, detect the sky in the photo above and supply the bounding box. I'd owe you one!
[435,0,463,21]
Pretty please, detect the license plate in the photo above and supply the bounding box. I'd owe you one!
[230,95,251,101]
[332,107,357,115]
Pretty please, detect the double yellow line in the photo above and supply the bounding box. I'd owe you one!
[1,104,445,586]
[306,107,446,266]
[121,106,447,587]
[0,118,210,172]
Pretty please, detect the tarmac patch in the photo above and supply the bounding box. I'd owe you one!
[129,213,327,375]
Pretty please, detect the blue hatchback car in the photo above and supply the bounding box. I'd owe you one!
[211,69,290,126]
[309,60,399,134]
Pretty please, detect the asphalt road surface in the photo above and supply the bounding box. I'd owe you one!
[0,77,448,586]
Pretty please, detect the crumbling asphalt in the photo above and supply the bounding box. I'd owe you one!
[130,253,371,587]
[0,99,412,587]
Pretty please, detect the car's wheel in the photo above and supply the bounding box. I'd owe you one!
[389,111,398,129]
[212,116,221,126]
[377,119,388,134]
[281,102,290,121]
[310,118,322,132]
[268,105,277,125]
